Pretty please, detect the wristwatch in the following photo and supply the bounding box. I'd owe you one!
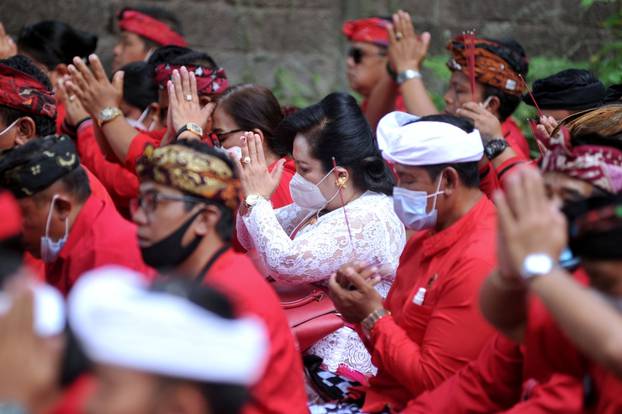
[521,253,555,280]
[396,69,422,85]
[97,106,123,127]
[243,194,263,210]
[361,308,391,339]
[484,139,508,160]
[175,122,203,140]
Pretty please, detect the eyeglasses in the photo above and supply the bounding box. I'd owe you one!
[347,47,386,65]
[130,190,206,217]
[210,128,245,144]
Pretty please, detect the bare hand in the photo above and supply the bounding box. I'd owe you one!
[0,287,62,410]
[328,262,384,324]
[456,102,504,143]
[66,54,123,118]
[235,132,285,200]
[57,77,89,127]
[387,10,430,73]
[493,168,567,280]
[167,66,215,138]
[0,23,16,59]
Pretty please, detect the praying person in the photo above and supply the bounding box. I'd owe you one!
[323,112,497,413]
[236,92,406,389]
[68,267,268,414]
[113,6,186,71]
[132,140,308,413]
[0,135,150,295]
[342,17,407,128]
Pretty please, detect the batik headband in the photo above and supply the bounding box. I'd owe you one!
[154,64,229,96]
[0,64,56,119]
[118,10,187,47]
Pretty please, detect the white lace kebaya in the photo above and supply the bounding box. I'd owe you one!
[237,191,406,376]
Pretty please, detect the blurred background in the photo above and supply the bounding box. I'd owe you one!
[1,0,620,117]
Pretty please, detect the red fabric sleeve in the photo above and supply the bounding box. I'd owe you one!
[500,374,583,414]
[479,161,500,199]
[76,121,140,211]
[402,334,524,413]
[369,259,496,396]
[270,159,295,209]
[125,129,166,173]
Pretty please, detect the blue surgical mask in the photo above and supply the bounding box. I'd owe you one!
[393,174,445,230]
[40,195,69,263]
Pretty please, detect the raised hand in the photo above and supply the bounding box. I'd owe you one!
[57,76,89,127]
[456,101,504,143]
[65,54,123,118]
[235,131,285,200]
[167,66,215,138]
[387,10,431,73]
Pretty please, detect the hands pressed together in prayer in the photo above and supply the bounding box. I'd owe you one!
[57,76,90,127]
[236,132,286,202]
[387,10,430,73]
[493,167,567,286]
[328,261,390,324]
[0,23,16,60]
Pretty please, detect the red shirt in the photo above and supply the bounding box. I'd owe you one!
[76,120,140,215]
[502,117,530,160]
[270,158,295,209]
[361,195,497,412]
[200,248,308,414]
[45,195,152,295]
[125,129,167,172]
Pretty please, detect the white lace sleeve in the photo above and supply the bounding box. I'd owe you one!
[241,193,405,284]
[236,202,311,251]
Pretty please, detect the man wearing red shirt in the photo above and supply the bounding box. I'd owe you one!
[131,139,308,414]
[325,112,496,413]
[0,135,150,295]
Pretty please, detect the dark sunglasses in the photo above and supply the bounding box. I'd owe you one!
[347,47,386,65]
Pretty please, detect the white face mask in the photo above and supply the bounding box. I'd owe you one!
[289,167,339,210]
[40,195,69,263]
[393,173,445,230]
[126,107,154,131]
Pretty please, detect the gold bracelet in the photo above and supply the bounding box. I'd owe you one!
[361,308,390,339]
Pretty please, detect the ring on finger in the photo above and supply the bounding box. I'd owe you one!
[242,156,251,165]
[68,95,76,102]
[185,94,193,102]
[395,32,403,40]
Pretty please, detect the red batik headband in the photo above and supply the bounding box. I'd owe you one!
[541,143,622,194]
[118,10,188,47]
[154,64,229,96]
[0,64,56,119]
[342,17,390,47]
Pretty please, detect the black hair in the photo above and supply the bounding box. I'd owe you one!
[147,45,217,70]
[58,166,92,203]
[481,38,529,121]
[0,55,55,136]
[17,21,97,70]
[176,139,235,243]
[150,279,248,414]
[416,114,480,188]
[277,92,395,195]
[118,6,183,50]
[119,61,158,111]
[217,84,288,157]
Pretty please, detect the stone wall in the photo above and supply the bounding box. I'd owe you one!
[0,0,614,104]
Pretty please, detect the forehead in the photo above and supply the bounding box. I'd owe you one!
[350,41,385,53]
[449,70,471,86]
[394,163,432,180]
[120,31,143,44]
[292,134,312,161]
[139,181,183,196]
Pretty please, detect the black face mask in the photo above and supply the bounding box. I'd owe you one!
[140,209,205,269]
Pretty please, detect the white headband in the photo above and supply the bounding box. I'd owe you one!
[377,111,484,166]
[0,283,65,337]
[68,266,268,386]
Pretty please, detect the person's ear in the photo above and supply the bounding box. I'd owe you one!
[147,102,163,130]
[252,128,265,142]
[14,117,37,145]
[53,196,73,222]
[485,95,501,117]
[55,63,69,77]
[442,167,460,196]
[194,205,222,237]
[334,167,349,188]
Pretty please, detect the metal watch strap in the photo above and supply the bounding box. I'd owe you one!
[396,69,422,85]
[361,308,391,339]
[175,124,202,140]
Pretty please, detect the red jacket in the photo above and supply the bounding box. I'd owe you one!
[44,195,152,295]
[502,117,530,160]
[125,129,167,172]
[361,195,497,412]
[200,248,308,414]
[75,120,140,214]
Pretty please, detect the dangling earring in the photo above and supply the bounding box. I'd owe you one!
[336,175,348,189]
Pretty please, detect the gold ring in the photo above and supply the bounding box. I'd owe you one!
[69,95,76,102]
[185,94,193,101]
[395,32,403,40]
[242,156,251,165]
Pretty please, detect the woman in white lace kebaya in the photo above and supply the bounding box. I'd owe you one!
[235,93,406,388]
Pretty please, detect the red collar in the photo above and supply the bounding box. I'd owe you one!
[59,196,106,260]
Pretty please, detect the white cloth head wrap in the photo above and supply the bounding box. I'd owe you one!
[0,283,65,337]
[68,266,268,386]
[377,111,484,165]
